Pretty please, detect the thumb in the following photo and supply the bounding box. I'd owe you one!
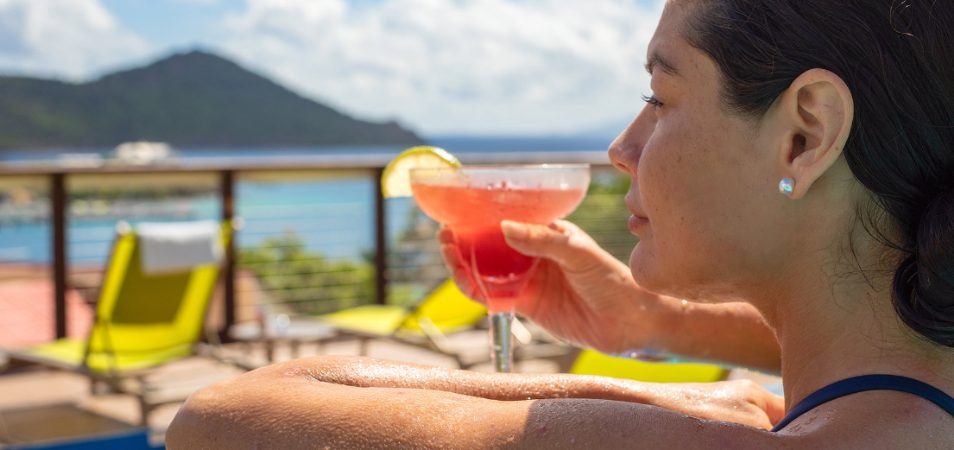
[501,220,580,265]
[766,394,786,426]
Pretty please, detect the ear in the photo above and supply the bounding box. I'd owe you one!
[773,68,854,200]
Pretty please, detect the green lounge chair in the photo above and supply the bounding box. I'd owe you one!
[4,221,233,425]
[570,349,728,382]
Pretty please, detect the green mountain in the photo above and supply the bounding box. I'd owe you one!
[0,50,423,149]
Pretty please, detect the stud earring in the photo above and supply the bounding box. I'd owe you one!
[779,178,795,196]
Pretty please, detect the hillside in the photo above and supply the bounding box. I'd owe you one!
[0,50,423,149]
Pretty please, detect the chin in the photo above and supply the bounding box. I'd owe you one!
[629,243,671,294]
[629,242,706,300]
[632,244,747,304]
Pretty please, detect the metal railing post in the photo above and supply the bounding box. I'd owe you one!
[373,167,388,305]
[221,170,236,340]
[51,173,68,339]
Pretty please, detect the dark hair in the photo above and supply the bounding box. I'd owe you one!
[683,0,954,347]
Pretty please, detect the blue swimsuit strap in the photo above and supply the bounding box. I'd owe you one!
[772,374,954,432]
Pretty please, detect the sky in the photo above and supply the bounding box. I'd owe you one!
[0,0,665,136]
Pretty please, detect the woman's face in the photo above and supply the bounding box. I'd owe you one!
[610,2,792,300]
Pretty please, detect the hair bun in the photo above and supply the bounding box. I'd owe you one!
[893,190,954,347]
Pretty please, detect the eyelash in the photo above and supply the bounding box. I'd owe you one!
[641,94,663,108]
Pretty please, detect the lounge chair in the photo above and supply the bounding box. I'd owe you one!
[569,349,728,382]
[3,220,233,426]
[315,278,491,368]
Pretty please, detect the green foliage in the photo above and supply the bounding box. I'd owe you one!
[567,172,636,262]
[387,204,445,307]
[239,232,375,315]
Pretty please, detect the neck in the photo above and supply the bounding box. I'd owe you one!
[760,261,954,410]
[737,175,954,409]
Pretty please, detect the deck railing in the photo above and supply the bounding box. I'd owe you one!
[0,151,628,340]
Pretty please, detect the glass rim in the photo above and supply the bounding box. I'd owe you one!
[409,163,590,175]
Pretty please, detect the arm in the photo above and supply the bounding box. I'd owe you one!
[444,221,781,372]
[650,300,780,372]
[167,357,792,449]
[236,356,784,428]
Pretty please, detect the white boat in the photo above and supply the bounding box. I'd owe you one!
[112,141,178,165]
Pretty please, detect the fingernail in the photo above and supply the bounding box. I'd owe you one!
[437,227,454,243]
[501,220,528,240]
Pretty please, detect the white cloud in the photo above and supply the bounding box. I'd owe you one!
[0,0,150,80]
[220,0,664,135]
[0,0,665,135]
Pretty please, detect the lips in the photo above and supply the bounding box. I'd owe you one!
[628,214,649,234]
[624,191,649,234]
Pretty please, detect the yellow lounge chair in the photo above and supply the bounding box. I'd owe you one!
[317,279,489,368]
[570,349,728,383]
[4,221,232,425]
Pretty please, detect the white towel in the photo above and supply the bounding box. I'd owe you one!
[137,220,223,275]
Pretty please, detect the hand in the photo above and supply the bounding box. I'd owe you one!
[439,220,679,354]
[657,379,786,430]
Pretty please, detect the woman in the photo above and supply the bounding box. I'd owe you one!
[168,0,954,447]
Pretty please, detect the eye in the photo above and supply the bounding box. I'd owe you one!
[641,93,663,109]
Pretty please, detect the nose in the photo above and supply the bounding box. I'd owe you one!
[608,104,656,176]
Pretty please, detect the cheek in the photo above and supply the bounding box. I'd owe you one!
[639,119,727,234]
[632,116,765,293]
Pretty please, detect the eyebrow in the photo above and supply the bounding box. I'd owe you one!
[644,52,679,76]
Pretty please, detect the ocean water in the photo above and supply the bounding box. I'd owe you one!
[0,135,613,164]
[0,137,613,266]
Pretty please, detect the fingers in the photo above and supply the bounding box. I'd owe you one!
[437,227,483,301]
[445,221,591,265]
[740,380,786,427]
[501,220,580,265]
[765,393,786,425]
[501,221,569,254]
[440,243,484,302]
[742,380,786,425]
[437,226,454,245]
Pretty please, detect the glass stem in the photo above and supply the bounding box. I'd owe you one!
[490,311,514,372]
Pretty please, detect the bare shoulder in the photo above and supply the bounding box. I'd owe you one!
[513,399,804,450]
[778,390,954,449]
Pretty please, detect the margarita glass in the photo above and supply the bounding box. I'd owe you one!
[410,164,590,372]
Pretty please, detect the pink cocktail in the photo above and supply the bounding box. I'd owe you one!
[410,165,590,372]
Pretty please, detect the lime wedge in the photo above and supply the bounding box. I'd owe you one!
[381,146,461,198]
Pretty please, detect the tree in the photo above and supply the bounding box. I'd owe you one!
[239,232,375,315]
